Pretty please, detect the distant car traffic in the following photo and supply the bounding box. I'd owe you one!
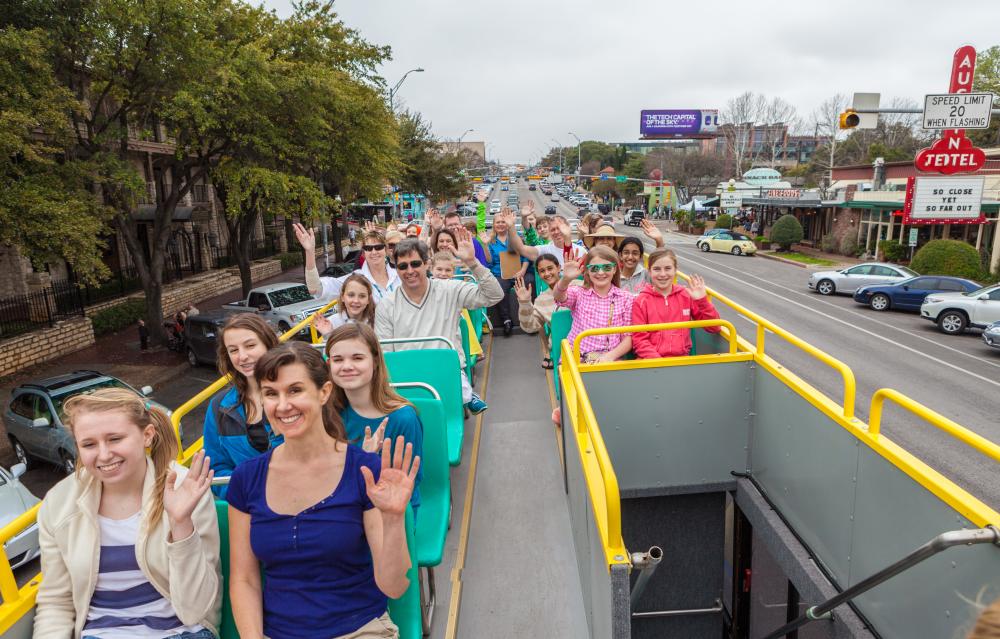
[920,283,1000,335]
[489,205,501,214]
[983,321,1000,349]
[4,371,166,474]
[698,231,757,256]
[852,276,980,312]
[623,209,644,226]
[501,185,508,191]
[544,205,557,215]
[529,184,536,191]
[550,195,559,201]
[808,263,917,296]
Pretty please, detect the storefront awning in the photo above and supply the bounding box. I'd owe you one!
[742,197,822,208]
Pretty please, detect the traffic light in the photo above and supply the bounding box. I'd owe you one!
[839,109,861,129]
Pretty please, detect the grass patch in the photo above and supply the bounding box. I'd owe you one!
[770,251,837,267]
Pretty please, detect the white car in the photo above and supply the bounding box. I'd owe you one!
[0,463,41,570]
[920,283,1000,335]
[808,263,917,296]
[489,205,501,214]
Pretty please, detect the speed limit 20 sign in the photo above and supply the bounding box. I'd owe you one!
[923,93,994,129]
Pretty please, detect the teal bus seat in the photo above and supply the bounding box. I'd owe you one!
[385,348,465,466]
[216,500,422,639]
[469,306,486,341]
[458,318,476,383]
[549,309,573,400]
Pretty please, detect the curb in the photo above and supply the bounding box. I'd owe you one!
[757,252,809,269]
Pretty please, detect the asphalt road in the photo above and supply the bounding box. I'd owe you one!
[512,179,1000,509]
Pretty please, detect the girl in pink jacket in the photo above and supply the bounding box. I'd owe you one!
[631,248,721,358]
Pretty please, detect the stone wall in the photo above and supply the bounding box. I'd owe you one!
[0,317,95,379]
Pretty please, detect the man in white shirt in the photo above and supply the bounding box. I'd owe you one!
[375,230,503,414]
[501,209,586,265]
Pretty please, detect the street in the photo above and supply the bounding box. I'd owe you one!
[517,180,1000,509]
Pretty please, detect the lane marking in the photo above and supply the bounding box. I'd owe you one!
[443,331,493,639]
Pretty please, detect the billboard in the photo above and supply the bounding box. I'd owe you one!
[640,109,719,138]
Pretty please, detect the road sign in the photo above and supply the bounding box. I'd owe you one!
[914,135,986,174]
[908,228,919,247]
[923,93,993,129]
[720,192,742,209]
[902,176,985,225]
[615,176,627,183]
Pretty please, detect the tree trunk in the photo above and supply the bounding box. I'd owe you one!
[226,211,259,297]
[330,210,344,262]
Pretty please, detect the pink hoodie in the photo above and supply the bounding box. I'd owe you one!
[631,283,720,358]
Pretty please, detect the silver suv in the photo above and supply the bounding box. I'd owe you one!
[920,283,1000,335]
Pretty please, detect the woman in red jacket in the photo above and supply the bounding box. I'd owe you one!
[631,248,721,358]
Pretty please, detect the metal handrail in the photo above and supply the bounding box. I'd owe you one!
[760,526,1000,639]
[560,340,629,568]
[390,381,442,401]
[380,335,456,350]
[572,319,738,363]
[170,298,340,465]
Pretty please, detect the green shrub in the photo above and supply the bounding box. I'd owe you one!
[691,219,706,231]
[91,299,147,337]
[715,213,733,229]
[821,235,838,254]
[278,251,304,270]
[878,240,908,263]
[674,210,689,225]
[909,240,982,279]
[839,235,858,257]
[754,235,767,243]
[769,214,803,251]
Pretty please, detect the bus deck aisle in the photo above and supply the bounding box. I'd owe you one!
[453,332,588,637]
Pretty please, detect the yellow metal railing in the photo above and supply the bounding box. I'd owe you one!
[0,503,41,634]
[170,299,339,465]
[571,319,739,362]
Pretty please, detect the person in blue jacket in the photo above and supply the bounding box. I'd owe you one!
[325,322,424,516]
[203,313,281,497]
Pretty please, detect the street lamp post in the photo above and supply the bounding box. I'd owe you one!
[567,131,582,177]
[388,67,424,112]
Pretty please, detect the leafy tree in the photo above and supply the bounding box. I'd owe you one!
[910,240,982,279]
[969,45,1000,146]
[396,110,466,202]
[0,27,113,283]
[769,214,803,251]
[715,214,733,230]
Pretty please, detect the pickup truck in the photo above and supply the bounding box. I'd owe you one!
[222,282,330,335]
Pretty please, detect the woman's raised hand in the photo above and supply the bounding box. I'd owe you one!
[311,311,334,337]
[454,228,477,265]
[362,418,388,454]
[688,274,707,300]
[292,222,316,252]
[562,258,584,281]
[514,275,531,303]
[640,218,663,244]
[361,436,420,517]
[163,449,213,527]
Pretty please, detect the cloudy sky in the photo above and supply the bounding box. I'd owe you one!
[264,0,998,164]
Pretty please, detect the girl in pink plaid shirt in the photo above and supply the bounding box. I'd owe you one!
[553,245,634,363]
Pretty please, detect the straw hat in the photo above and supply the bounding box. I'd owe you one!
[583,224,625,249]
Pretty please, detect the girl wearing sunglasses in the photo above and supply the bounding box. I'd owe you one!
[294,223,400,305]
[553,245,634,364]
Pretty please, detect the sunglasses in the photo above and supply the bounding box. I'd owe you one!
[363,244,385,252]
[585,263,616,273]
[395,259,425,272]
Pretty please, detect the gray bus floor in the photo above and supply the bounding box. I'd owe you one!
[427,330,587,638]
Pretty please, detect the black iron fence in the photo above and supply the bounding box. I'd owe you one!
[0,284,85,340]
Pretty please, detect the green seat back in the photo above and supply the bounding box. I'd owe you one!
[408,397,450,567]
[217,502,422,639]
[549,309,573,400]
[387,506,422,639]
[385,349,465,466]
[458,318,476,382]
[215,500,238,639]
[469,307,486,340]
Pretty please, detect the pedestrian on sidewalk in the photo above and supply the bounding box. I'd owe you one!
[137,319,149,351]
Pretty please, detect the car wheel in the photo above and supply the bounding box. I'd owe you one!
[731,246,742,256]
[700,242,710,252]
[60,451,76,475]
[816,279,835,296]
[869,294,890,312]
[938,311,967,335]
[10,438,31,470]
[186,348,199,367]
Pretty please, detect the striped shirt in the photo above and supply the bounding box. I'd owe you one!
[83,512,205,638]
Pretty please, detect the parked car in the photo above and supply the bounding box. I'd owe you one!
[853,276,981,312]
[4,371,165,474]
[544,205,557,215]
[623,209,645,226]
[694,229,729,247]
[698,231,757,256]
[920,283,1000,334]
[550,195,559,202]
[489,204,501,214]
[983,321,1000,350]
[808,263,917,296]
[221,282,329,335]
[184,310,230,367]
[0,463,40,569]
[501,185,508,191]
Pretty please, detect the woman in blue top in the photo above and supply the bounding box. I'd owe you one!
[325,323,423,516]
[203,314,281,498]
[227,341,418,639]
[487,207,528,337]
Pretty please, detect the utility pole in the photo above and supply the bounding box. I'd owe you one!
[568,131,582,178]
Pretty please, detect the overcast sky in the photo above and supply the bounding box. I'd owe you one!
[263,0,998,164]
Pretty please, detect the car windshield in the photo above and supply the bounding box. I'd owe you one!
[51,378,133,420]
[268,285,314,307]
[732,233,750,241]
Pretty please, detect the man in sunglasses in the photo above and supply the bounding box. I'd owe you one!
[375,232,502,414]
